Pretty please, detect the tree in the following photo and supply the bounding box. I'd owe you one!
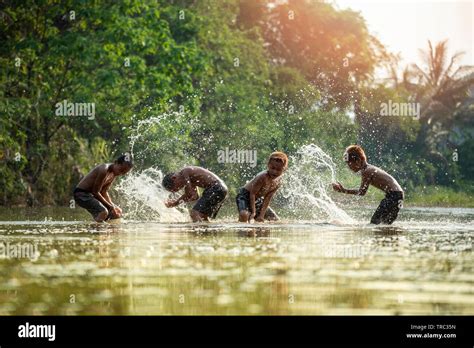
[0,0,204,205]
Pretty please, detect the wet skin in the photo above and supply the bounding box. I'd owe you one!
[239,159,287,223]
[164,166,226,222]
[332,158,403,196]
[76,163,132,222]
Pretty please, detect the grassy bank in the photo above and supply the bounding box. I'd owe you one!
[404,186,474,208]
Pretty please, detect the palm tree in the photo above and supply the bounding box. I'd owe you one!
[411,40,474,129]
[387,40,474,184]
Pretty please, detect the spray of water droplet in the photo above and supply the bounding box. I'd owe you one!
[116,112,192,222]
[116,167,189,222]
[120,113,352,223]
[281,144,354,223]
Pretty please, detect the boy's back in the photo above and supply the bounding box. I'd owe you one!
[162,166,228,222]
[181,166,225,189]
[76,164,111,192]
[361,164,402,194]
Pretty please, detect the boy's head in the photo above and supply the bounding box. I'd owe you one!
[113,153,134,175]
[162,172,184,192]
[267,151,288,178]
[344,145,367,172]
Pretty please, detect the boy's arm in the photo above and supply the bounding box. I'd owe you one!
[334,172,372,196]
[101,181,115,206]
[255,189,277,222]
[101,181,122,217]
[246,175,265,220]
[166,182,199,207]
[91,169,115,210]
[249,192,256,221]
[103,193,122,218]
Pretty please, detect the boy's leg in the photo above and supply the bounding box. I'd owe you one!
[263,207,279,221]
[371,193,401,225]
[235,188,267,222]
[238,210,251,222]
[74,191,109,222]
[192,183,228,222]
[382,208,399,224]
[95,210,109,223]
[190,209,209,222]
[236,188,251,222]
[208,185,228,219]
[370,197,390,225]
[381,194,403,224]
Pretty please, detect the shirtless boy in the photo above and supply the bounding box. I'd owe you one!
[162,166,228,222]
[332,145,404,224]
[73,153,133,222]
[236,152,288,223]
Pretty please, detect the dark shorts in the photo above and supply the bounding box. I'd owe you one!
[235,188,278,220]
[192,182,228,219]
[73,188,110,220]
[370,191,404,225]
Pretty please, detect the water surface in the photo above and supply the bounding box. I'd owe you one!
[0,207,472,315]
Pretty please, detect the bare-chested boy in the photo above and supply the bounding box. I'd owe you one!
[162,166,228,222]
[236,152,288,223]
[73,153,133,222]
[332,145,404,224]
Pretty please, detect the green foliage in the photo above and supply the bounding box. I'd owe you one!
[0,0,472,206]
[406,185,474,207]
[458,138,474,181]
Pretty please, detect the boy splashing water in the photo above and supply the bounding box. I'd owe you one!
[236,152,288,223]
[162,166,228,222]
[332,145,404,225]
[74,153,133,222]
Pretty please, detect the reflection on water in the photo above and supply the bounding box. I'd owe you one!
[0,207,472,315]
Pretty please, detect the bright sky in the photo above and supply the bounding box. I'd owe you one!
[334,0,473,69]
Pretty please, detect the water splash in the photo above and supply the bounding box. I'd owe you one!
[281,144,354,223]
[128,111,196,168]
[115,167,189,222]
[114,112,194,222]
[122,113,351,223]
[129,112,181,155]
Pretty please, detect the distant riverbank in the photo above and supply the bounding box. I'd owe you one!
[405,186,474,208]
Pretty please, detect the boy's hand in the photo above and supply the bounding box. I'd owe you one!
[164,199,174,208]
[110,206,122,219]
[332,182,343,192]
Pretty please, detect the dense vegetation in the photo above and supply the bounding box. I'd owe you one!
[1,0,473,206]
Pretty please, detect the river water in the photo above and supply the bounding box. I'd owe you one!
[0,207,472,315]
